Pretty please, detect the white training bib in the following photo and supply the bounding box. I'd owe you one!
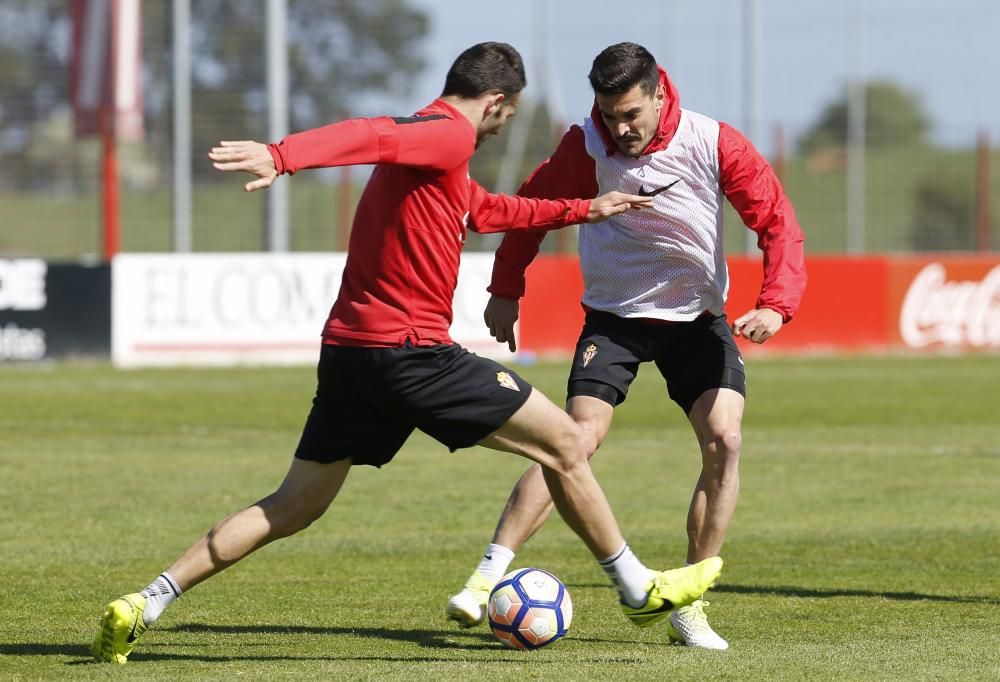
[579,109,729,321]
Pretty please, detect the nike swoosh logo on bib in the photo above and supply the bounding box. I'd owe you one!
[637,177,682,197]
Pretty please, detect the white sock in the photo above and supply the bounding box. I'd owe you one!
[474,543,515,582]
[140,572,182,625]
[599,543,653,608]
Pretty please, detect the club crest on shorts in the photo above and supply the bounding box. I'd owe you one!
[582,343,598,368]
[496,371,520,391]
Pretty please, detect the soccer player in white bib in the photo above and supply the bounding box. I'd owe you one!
[447,42,807,650]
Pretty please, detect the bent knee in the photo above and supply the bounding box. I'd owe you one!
[581,430,602,459]
[544,422,591,475]
[702,427,742,466]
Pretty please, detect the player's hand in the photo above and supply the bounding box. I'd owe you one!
[585,191,653,222]
[484,295,520,352]
[209,140,278,192]
[731,307,783,344]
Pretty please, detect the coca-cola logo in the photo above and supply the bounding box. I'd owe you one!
[899,263,1000,348]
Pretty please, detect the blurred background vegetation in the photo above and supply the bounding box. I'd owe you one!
[0,0,996,260]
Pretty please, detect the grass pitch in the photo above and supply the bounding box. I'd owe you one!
[1,355,999,680]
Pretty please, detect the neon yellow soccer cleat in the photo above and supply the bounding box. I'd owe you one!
[445,571,496,628]
[621,556,723,628]
[91,593,148,664]
[667,599,729,650]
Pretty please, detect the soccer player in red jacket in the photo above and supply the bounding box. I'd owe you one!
[447,42,807,650]
[91,42,723,665]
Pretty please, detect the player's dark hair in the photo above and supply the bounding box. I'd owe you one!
[588,42,659,96]
[441,42,526,100]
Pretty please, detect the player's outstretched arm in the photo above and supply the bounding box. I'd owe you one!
[731,307,783,344]
[585,191,653,222]
[209,140,278,192]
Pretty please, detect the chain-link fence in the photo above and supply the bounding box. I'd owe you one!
[1,0,997,260]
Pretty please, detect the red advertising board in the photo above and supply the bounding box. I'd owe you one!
[518,255,585,355]
[724,256,890,354]
[887,257,1000,350]
[516,254,1000,356]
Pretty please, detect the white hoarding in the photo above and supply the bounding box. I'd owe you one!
[112,253,514,367]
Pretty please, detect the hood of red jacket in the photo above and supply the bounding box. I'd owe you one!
[590,65,681,157]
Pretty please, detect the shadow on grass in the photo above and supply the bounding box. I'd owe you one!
[2,624,653,666]
[567,581,1000,604]
[2,629,647,666]
[0,644,91,657]
[59,653,564,665]
[169,622,651,647]
[711,583,1000,604]
[2,629,495,667]
[169,623,498,649]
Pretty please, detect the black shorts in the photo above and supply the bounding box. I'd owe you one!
[567,310,746,414]
[294,342,533,468]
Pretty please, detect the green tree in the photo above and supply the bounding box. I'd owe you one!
[0,0,429,189]
[911,172,975,251]
[470,99,563,192]
[0,0,69,191]
[145,0,429,179]
[798,80,930,154]
[465,99,567,252]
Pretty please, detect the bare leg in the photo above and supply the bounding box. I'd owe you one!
[167,458,352,591]
[479,390,620,559]
[492,396,614,550]
[685,388,744,563]
[456,390,722,627]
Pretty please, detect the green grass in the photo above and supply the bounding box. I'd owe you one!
[1,356,999,679]
[0,179,363,260]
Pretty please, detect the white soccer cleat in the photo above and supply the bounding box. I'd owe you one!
[445,571,495,628]
[667,600,729,650]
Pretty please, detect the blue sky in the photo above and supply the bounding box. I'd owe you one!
[395,0,999,152]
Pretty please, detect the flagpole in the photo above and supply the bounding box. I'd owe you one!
[102,0,121,262]
[102,120,120,261]
[265,0,289,252]
[172,0,192,252]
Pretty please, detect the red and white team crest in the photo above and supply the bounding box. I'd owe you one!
[496,372,520,391]
[581,344,598,367]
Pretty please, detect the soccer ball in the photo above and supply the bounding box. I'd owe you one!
[487,568,572,649]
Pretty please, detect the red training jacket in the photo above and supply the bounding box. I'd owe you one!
[267,99,592,347]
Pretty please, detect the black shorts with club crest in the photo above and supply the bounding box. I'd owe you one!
[567,310,746,414]
[294,341,533,468]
